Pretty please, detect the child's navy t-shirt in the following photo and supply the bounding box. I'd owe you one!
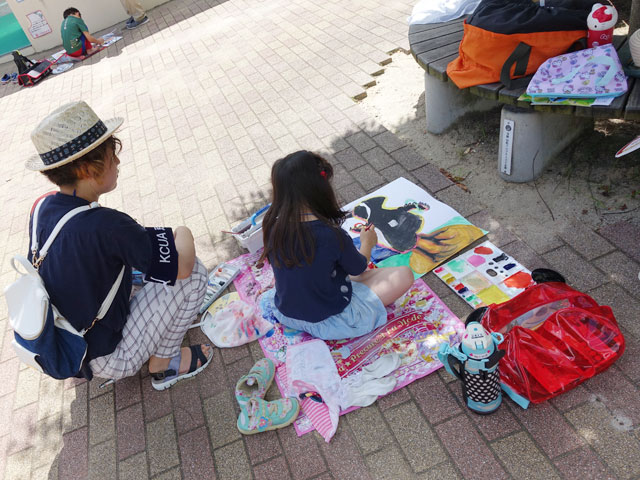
[270,221,368,322]
[28,193,179,361]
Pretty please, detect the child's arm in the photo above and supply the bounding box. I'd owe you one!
[358,225,377,263]
[82,30,105,46]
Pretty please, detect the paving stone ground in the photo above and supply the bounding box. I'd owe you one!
[1,0,639,478]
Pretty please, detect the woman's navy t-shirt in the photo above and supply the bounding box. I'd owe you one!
[28,193,179,361]
[270,221,368,322]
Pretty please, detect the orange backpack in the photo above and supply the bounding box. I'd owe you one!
[447,0,591,89]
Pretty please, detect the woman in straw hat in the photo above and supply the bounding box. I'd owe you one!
[25,101,212,390]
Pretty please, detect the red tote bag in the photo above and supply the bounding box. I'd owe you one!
[480,282,625,404]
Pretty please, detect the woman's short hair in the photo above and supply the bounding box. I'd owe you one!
[41,135,121,186]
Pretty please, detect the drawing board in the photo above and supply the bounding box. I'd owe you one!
[342,178,486,277]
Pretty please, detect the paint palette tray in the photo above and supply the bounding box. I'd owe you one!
[434,240,534,308]
[199,262,241,314]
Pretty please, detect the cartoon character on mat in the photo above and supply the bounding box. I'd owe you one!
[349,196,485,274]
[382,337,419,365]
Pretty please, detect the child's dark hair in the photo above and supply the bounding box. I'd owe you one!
[63,8,80,19]
[260,150,346,268]
[41,136,121,187]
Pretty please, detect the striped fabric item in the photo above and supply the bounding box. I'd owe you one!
[275,362,337,441]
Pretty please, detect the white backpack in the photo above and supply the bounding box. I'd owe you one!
[4,197,124,379]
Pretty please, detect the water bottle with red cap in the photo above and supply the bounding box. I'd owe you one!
[587,3,618,48]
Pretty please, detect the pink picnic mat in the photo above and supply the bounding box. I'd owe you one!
[228,251,464,437]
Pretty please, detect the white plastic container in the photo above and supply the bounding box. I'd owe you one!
[232,205,270,253]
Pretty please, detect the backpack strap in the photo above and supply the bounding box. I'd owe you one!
[29,196,126,333]
[81,265,126,335]
[31,197,100,268]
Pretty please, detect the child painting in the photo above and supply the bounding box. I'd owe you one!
[259,150,414,340]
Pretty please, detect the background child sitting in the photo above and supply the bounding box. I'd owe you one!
[61,7,105,58]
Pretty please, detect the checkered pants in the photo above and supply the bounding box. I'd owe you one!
[89,258,208,380]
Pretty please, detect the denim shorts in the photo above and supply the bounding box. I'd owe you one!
[260,281,388,340]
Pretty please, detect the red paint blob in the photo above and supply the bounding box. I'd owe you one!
[504,271,533,289]
[454,283,464,291]
[474,246,493,255]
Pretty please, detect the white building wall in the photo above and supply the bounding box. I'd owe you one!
[5,0,170,53]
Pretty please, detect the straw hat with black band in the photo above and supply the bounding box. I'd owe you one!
[26,101,123,172]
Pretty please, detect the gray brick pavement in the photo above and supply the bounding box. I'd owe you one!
[1,0,639,478]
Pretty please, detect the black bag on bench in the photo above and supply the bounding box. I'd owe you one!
[447,0,592,89]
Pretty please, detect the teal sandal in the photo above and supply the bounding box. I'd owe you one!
[237,396,300,434]
[235,358,275,407]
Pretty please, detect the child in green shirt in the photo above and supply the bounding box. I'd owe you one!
[61,7,105,57]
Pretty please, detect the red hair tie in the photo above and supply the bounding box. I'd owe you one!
[320,170,327,178]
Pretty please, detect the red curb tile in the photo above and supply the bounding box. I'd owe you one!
[412,163,454,195]
[377,387,411,411]
[179,426,217,480]
[253,456,292,480]
[554,447,616,480]
[550,384,592,412]
[278,425,327,480]
[409,373,462,424]
[583,367,640,425]
[141,377,173,423]
[115,375,142,411]
[616,332,640,383]
[435,415,508,480]
[319,427,372,480]
[598,221,640,264]
[171,378,205,435]
[117,403,145,461]
[244,429,282,465]
[59,427,88,480]
[468,401,521,442]
[508,402,584,458]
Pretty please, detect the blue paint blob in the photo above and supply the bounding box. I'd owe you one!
[459,287,469,294]
[504,263,516,270]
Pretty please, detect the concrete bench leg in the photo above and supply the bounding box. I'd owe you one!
[424,73,498,134]
[498,105,594,183]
